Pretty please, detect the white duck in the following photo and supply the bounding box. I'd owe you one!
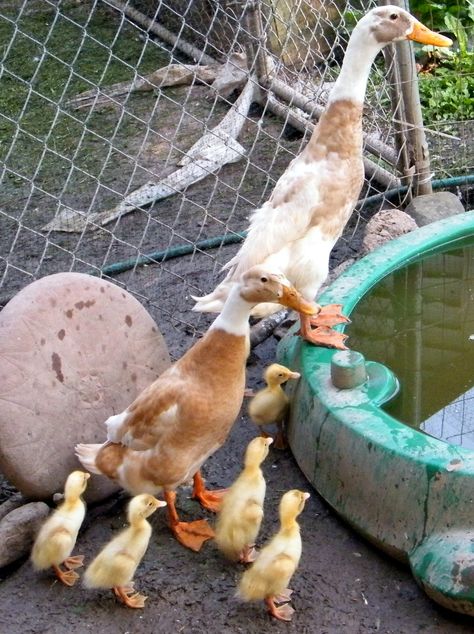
[193,7,451,349]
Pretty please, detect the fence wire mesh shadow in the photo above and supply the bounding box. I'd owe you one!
[0,0,472,354]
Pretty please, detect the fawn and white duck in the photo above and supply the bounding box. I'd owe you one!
[76,267,317,552]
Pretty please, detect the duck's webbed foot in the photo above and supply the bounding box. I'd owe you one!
[192,471,228,513]
[164,490,214,552]
[299,307,349,350]
[171,519,215,552]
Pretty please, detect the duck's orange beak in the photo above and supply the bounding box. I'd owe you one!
[279,285,320,315]
[407,20,452,47]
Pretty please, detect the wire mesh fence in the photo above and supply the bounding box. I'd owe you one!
[0,0,472,356]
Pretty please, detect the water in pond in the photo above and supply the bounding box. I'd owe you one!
[346,241,474,449]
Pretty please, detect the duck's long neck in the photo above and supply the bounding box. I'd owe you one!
[209,285,252,337]
[329,29,385,105]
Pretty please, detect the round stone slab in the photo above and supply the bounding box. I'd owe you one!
[0,273,170,502]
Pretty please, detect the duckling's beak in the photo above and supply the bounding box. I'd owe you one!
[303,492,310,501]
[288,371,301,380]
[407,20,452,47]
[279,285,320,315]
[156,499,167,508]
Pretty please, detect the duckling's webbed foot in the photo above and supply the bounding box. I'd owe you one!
[192,471,228,513]
[113,584,147,609]
[52,564,80,587]
[299,311,349,350]
[265,596,295,622]
[274,588,293,603]
[63,555,84,570]
[239,544,258,564]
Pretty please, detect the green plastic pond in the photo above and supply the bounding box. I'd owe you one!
[278,210,474,615]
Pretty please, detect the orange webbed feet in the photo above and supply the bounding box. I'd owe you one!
[192,471,228,513]
[308,303,351,328]
[265,596,295,622]
[52,564,80,587]
[113,584,147,608]
[171,519,215,552]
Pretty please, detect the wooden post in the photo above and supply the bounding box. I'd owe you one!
[383,44,413,199]
[386,0,433,196]
[242,1,272,87]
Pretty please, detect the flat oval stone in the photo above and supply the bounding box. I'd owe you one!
[0,273,170,502]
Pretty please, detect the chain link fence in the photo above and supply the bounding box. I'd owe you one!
[0,0,472,356]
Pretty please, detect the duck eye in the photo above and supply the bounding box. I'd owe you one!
[390,13,398,20]
[260,276,268,283]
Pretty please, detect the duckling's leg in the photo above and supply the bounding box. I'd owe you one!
[63,555,84,570]
[299,309,349,350]
[52,564,80,587]
[273,422,288,450]
[265,596,295,622]
[191,471,228,513]
[164,490,214,552]
[113,585,147,609]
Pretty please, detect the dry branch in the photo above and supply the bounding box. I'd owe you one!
[43,78,256,233]
[66,64,220,110]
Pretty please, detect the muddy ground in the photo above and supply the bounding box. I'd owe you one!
[1,2,474,632]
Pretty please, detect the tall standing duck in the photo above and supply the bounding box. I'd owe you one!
[31,470,90,586]
[76,266,317,552]
[193,7,451,349]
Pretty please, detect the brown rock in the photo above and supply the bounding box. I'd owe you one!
[362,209,418,254]
[0,502,50,568]
[0,273,170,502]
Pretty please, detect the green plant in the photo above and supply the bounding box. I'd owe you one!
[409,0,471,31]
[416,1,474,122]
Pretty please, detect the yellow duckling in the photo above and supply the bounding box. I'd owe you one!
[248,364,301,449]
[31,470,90,586]
[215,436,273,563]
[83,494,166,608]
[237,489,310,622]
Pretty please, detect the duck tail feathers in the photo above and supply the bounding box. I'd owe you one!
[191,280,234,313]
[74,443,105,475]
